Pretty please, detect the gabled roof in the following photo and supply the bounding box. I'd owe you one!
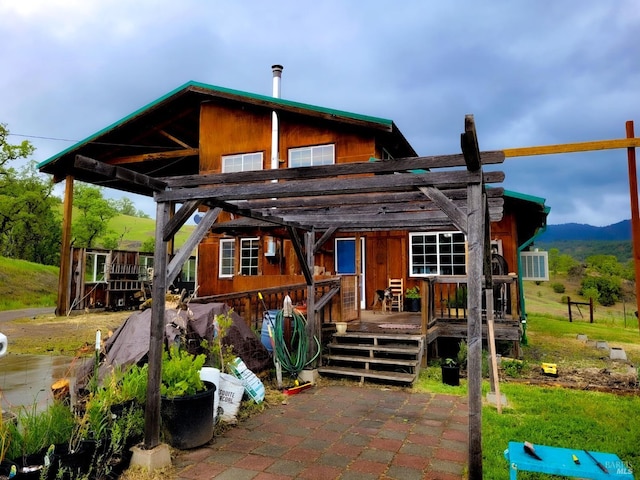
[38,81,416,195]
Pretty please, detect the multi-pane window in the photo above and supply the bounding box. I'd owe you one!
[409,232,467,276]
[219,239,235,278]
[240,238,259,276]
[520,251,549,281]
[85,252,108,283]
[222,152,263,172]
[288,144,335,168]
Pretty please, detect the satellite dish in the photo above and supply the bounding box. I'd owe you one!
[194,214,202,225]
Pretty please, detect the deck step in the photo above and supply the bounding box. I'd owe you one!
[317,365,416,384]
[327,343,422,355]
[323,354,419,367]
[320,331,424,386]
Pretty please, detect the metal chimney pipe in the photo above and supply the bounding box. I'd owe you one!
[271,65,283,172]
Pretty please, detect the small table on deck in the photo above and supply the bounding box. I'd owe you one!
[504,441,634,479]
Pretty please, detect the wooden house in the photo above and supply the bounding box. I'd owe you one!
[39,66,549,371]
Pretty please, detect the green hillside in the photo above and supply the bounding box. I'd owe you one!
[0,257,59,310]
[101,214,195,251]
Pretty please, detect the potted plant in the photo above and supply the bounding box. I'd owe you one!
[405,286,421,312]
[441,358,460,386]
[160,346,216,449]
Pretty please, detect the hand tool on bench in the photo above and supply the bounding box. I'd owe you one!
[584,449,608,474]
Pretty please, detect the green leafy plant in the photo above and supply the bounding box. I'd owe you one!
[5,400,75,461]
[161,346,206,398]
[457,340,468,369]
[501,358,526,378]
[442,357,458,367]
[405,286,420,299]
[201,310,236,373]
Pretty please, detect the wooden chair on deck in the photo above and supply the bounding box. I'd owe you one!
[388,278,404,312]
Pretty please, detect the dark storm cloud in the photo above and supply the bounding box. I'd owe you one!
[1,0,638,225]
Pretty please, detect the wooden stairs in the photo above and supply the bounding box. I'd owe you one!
[318,331,424,385]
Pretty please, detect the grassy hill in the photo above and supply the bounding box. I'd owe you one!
[100,214,195,251]
[536,239,633,263]
[0,257,59,310]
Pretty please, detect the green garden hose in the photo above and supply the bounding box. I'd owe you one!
[271,309,320,379]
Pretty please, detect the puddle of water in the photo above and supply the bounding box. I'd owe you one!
[0,354,76,411]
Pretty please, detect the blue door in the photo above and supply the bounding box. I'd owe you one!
[335,238,366,309]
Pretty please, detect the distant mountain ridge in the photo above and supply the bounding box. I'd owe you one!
[538,219,631,242]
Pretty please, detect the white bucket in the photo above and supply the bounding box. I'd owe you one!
[0,333,7,357]
[200,367,221,422]
[218,372,244,423]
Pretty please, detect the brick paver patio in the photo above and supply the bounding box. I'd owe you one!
[173,383,469,480]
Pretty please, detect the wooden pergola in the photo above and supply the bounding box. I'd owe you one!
[68,115,496,477]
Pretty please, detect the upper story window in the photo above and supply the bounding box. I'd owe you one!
[219,238,235,278]
[222,152,263,173]
[85,252,108,283]
[288,144,335,168]
[409,232,467,277]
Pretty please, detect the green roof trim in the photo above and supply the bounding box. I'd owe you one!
[187,81,393,126]
[38,80,393,169]
[503,189,550,213]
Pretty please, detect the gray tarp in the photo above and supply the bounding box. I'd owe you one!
[77,303,271,390]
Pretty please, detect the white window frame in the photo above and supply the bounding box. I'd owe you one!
[520,251,549,281]
[409,231,467,277]
[288,144,335,168]
[85,252,109,283]
[219,238,235,278]
[240,237,260,276]
[222,152,263,173]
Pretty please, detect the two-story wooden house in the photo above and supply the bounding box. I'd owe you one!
[39,67,549,377]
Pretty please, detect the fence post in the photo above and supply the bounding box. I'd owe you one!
[567,296,572,322]
[589,297,594,323]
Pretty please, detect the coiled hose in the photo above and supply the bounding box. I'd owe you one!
[271,309,321,379]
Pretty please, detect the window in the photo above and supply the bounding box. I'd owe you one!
[410,232,467,276]
[222,152,263,172]
[240,238,259,276]
[181,257,197,282]
[85,252,108,283]
[520,251,549,281]
[288,144,335,168]
[219,239,235,278]
[139,255,154,281]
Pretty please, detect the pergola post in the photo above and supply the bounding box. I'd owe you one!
[144,200,170,449]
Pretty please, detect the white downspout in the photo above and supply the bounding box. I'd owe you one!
[271,64,283,172]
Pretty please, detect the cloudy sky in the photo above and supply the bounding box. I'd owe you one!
[1,0,638,226]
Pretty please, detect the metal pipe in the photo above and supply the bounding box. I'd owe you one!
[271,65,283,172]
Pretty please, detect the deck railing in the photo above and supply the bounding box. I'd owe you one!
[420,275,520,331]
[191,277,342,331]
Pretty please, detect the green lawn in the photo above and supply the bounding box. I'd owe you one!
[415,310,640,479]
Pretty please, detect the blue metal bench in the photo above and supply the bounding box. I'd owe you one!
[504,441,634,479]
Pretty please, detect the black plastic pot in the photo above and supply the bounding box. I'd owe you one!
[161,381,216,449]
[441,365,460,386]
[405,298,421,312]
[50,440,97,480]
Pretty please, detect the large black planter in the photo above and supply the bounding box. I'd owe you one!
[161,381,216,449]
[441,365,460,386]
[405,298,421,312]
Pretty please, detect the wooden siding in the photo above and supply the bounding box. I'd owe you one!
[197,102,381,296]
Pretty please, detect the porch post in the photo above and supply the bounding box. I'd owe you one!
[462,114,484,479]
[56,175,74,315]
[304,231,318,367]
[144,200,170,450]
